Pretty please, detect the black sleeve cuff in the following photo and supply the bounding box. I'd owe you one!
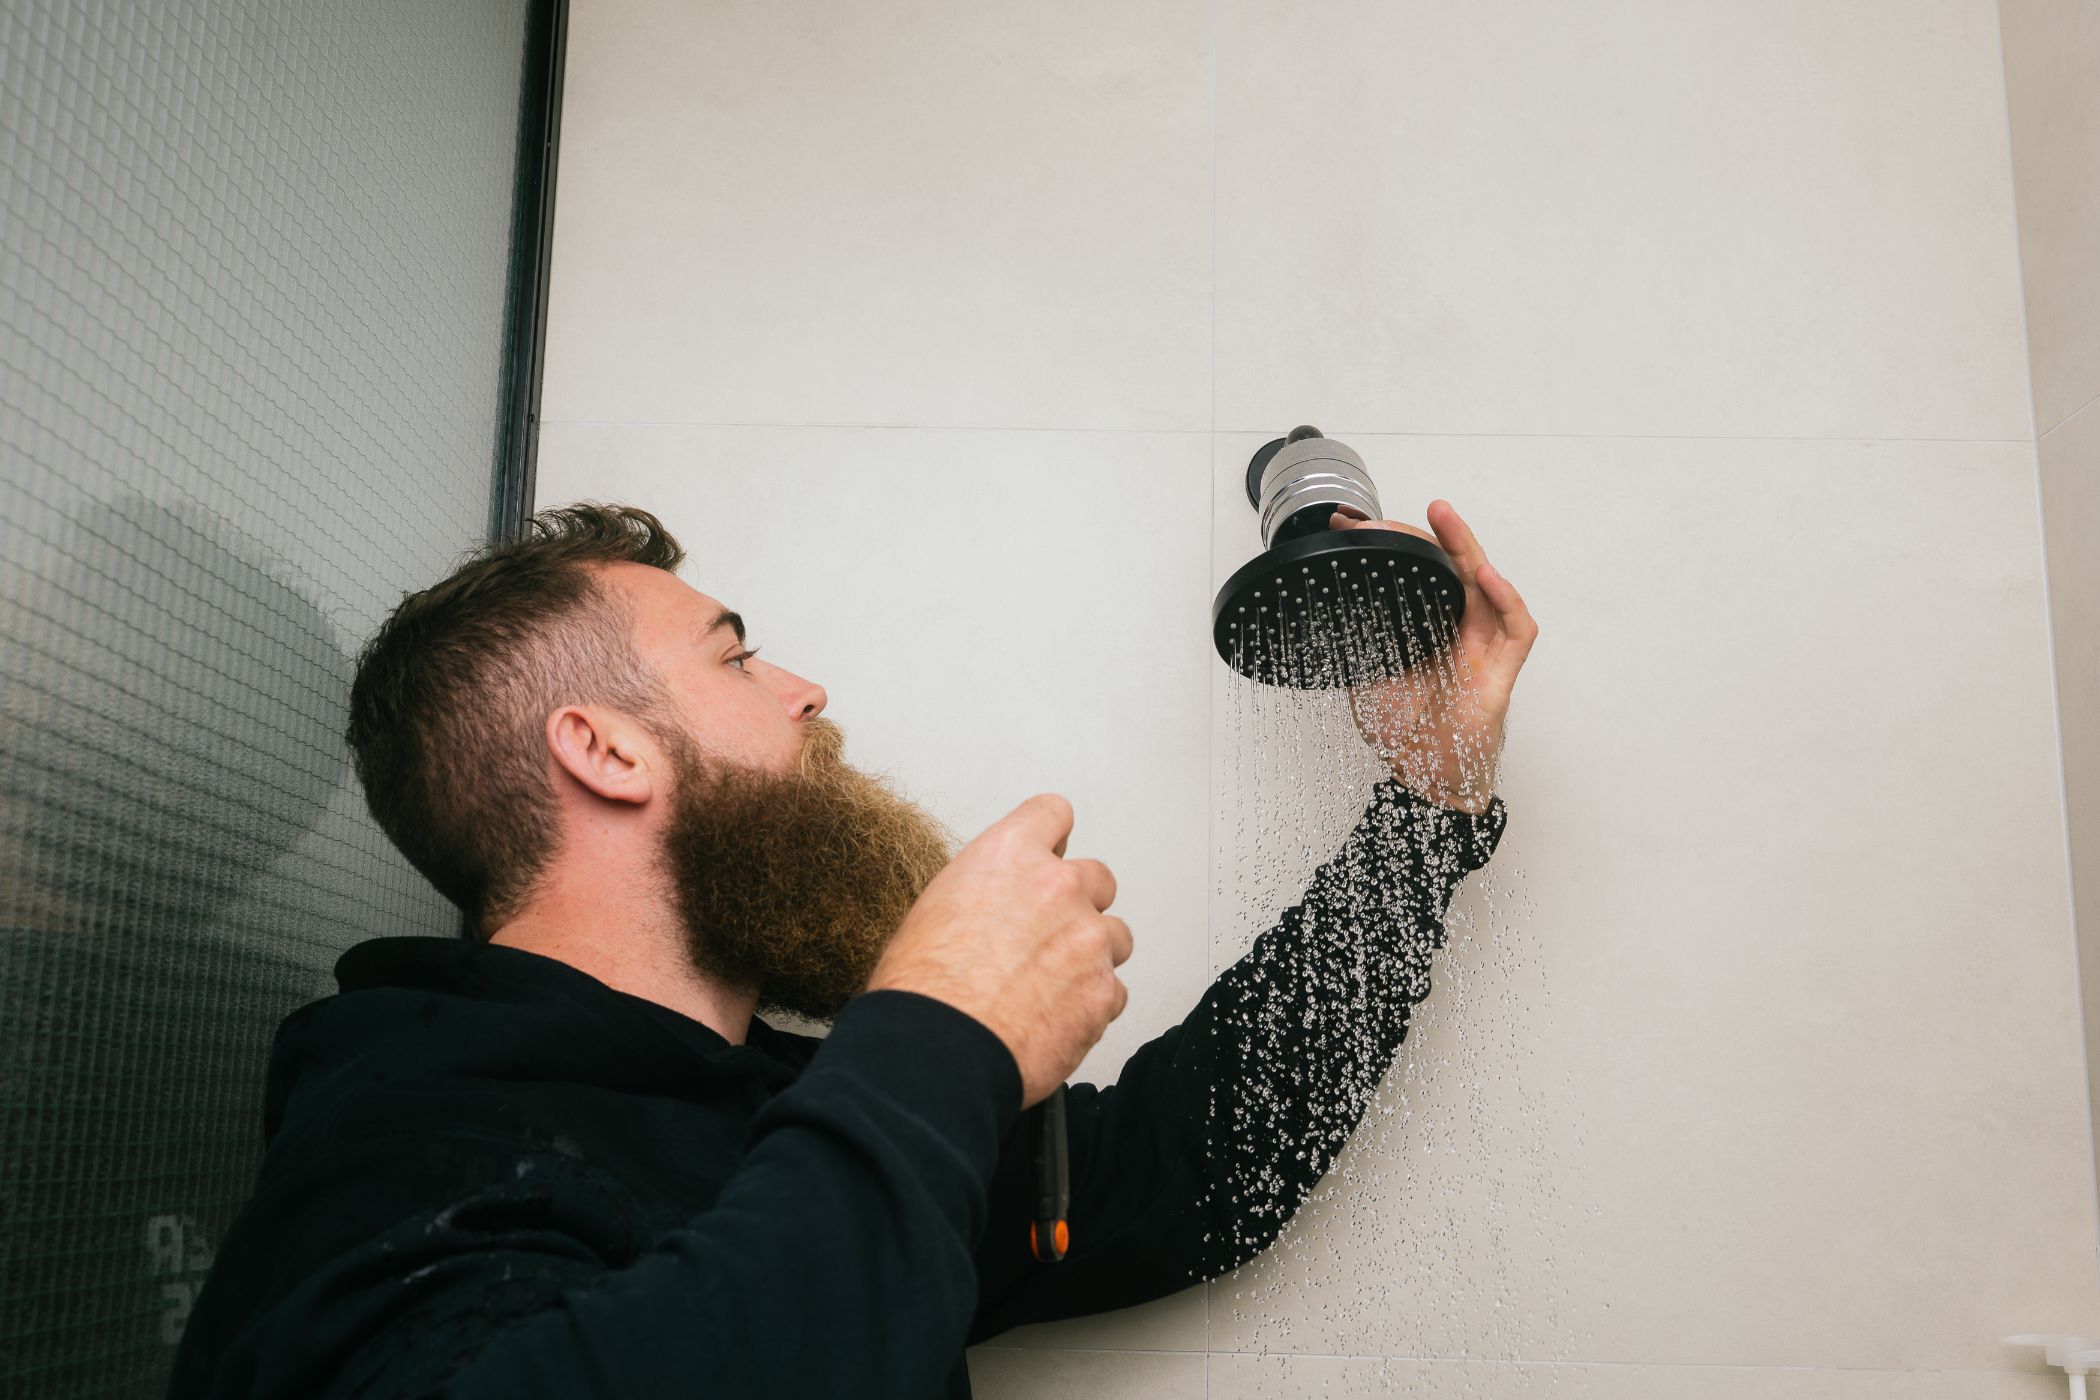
[818,989,1025,1179]
[1370,779,1510,875]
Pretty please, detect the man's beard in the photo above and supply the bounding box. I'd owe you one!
[658,717,955,1024]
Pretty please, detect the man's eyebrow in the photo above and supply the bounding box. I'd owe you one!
[706,609,746,645]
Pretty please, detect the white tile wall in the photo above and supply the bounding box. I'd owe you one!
[537,0,2100,1393]
[1212,1,2032,442]
[542,0,1212,432]
[1203,434,2099,1371]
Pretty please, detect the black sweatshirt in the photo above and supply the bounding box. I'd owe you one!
[167,780,1505,1399]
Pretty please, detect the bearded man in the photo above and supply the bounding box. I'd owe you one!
[167,501,1536,1399]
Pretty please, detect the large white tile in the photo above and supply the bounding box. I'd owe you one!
[542,0,1211,431]
[1204,433,2100,1368]
[2002,0,2100,433]
[1211,1354,2070,1400]
[1214,2,2030,441]
[968,1346,1205,1400]
[2038,398,2100,1210]
[536,424,1216,1087]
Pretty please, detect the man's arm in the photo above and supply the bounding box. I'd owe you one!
[177,991,1020,1400]
[968,778,1507,1339]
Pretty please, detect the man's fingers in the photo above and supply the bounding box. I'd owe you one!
[1100,915,1133,967]
[1426,500,1529,660]
[1477,560,1539,678]
[1068,857,1118,912]
[1425,500,1487,587]
[1332,511,1437,546]
[998,792,1074,858]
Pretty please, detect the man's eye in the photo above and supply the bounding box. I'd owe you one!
[728,647,761,672]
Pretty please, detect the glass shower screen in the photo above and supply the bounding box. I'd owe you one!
[0,2,551,1393]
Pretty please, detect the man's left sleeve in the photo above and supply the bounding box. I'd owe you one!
[967,779,1507,1341]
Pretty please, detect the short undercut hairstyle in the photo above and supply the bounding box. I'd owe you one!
[347,503,685,936]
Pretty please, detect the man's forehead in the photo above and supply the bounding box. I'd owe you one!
[598,561,737,640]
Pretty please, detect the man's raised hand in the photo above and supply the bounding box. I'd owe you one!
[1334,501,1538,815]
[866,793,1130,1107]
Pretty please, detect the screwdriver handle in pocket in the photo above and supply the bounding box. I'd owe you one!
[1027,1084,1069,1263]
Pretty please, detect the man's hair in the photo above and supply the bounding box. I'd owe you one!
[347,503,685,937]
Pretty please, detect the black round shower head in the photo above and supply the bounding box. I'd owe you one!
[1212,527,1464,688]
[1223,428,1468,687]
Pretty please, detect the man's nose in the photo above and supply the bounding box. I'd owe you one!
[774,666,826,721]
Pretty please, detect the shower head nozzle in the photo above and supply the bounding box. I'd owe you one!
[1214,429,1466,689]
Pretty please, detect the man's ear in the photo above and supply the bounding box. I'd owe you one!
[545,705,656,806]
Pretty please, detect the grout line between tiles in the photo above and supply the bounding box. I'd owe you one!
[539,417,2035,447]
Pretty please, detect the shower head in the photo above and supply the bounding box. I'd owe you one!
[1213,427,1466,689]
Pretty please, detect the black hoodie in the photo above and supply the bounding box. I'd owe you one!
[166,780,1505,1399]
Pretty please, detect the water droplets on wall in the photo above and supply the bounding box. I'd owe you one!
[1209,580,1594,1395]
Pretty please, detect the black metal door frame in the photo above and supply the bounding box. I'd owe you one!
[492,0,567,545]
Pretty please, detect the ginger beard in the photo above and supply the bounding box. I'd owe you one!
[658,716,955,1023]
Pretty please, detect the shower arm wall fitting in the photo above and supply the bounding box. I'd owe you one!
[2005,1335,2100,1399]
[1247,427,1384,548]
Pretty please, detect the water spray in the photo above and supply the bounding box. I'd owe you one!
[1031,428,1475,1269]
[1202,434,1557,1359]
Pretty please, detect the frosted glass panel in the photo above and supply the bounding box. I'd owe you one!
[0,2,538,1394]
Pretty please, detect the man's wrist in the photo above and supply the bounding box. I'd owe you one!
[1390,771,1494,816]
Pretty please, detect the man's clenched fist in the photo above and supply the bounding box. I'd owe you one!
[867,793,1130,1107]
